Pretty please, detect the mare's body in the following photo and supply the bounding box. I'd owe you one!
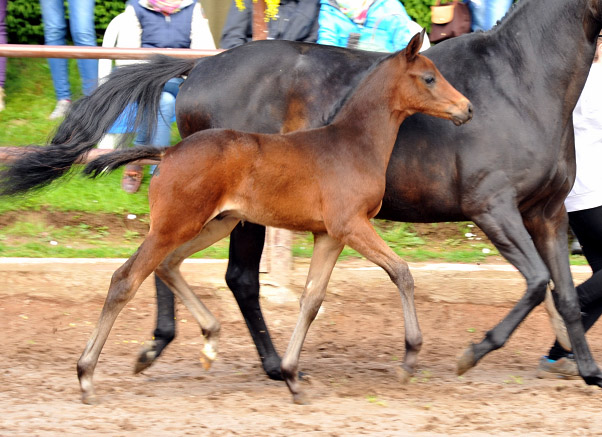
[73,34,471,404]
[2,0,602,387]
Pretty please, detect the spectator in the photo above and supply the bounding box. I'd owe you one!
[105,0,215,193]
[0,0,6,111]
[317,0,415,52]
[40,0,98,120]
[220,0,320,49]
[537,34,602,380]
[467,0,513,32]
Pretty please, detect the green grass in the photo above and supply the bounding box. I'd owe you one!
[0,58,580,264]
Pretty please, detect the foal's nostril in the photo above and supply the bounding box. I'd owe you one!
[467,102,474,116]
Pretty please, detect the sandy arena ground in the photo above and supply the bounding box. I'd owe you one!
[2,258,602,436]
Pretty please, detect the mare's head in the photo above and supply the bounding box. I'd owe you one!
[394,31,472,126]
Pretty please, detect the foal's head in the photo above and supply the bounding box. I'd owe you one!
[394,31,473,126]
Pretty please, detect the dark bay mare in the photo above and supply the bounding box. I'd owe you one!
[1,0,602,389]
[20,33,471,404]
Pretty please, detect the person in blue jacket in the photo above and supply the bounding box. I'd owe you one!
[317,0,414,52]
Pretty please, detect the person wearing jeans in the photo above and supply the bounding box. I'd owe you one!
[40,0,98,119]
[468,0,513,32]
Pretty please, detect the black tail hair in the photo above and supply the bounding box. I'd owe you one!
[0,55,197,196]
[84,146,166,178]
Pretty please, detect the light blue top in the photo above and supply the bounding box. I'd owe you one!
[317,0,414,52]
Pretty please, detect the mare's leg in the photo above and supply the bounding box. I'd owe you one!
[527,211,602,385]
[155,217,241,370]
[281,233,344,404]
[458,195,602,387]
[77,235,176,404]
[457,199,552,373]
[225,222,284,380]
[337,218,422,380]
[134,276,176,373]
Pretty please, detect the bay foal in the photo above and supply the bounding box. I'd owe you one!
[79,32,472,404]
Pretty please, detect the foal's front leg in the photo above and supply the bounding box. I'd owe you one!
[340,218,422,381]
[281,233,344,404]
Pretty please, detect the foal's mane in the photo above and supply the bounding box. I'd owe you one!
[322,50,398,125]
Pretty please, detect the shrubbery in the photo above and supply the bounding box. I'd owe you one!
[5,0,438,45]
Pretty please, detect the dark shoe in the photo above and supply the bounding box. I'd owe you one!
[121,165,143,194]
[536,356,580,380]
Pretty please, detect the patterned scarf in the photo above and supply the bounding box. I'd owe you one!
[335,0,375,24]
[147,0,184,15]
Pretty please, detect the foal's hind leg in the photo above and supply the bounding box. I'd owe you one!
[77,236,174,404]
[337,218,422,381]
[281,233,344,404]
[154,217,240,370]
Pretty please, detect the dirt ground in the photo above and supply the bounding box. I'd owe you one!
[2,257,602,436]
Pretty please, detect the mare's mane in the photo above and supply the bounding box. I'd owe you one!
[322,50,398,125]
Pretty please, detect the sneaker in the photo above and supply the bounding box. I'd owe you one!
[121,164,143,194]
[48,99,71,120]
[536,355,580,380]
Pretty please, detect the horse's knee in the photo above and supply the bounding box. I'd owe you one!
[226,266,260,302]
[525,273,550,304]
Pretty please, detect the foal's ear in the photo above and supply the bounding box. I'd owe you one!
[405,30,425,63]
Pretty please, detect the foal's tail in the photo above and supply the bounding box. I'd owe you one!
[83,146,166,178]
[0,55,197,196]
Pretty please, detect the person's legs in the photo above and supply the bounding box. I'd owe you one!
[469,0,512,32]
[0,0,7,111]
[124,79,181,193]
[67,0,98,96]
[40,0,71,101]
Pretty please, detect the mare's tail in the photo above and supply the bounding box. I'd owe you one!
[84,146,166,178]
[0,55,197,196]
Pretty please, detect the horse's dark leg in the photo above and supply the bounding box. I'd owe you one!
[457,199,551,374]
[225,222,284,380]
[527,212,602,386]
[134,275,176,373]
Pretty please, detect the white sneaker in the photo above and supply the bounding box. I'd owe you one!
[49,99,71,120]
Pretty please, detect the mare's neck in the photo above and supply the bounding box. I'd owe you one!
[329,55,407,161]
[492,0,601,115]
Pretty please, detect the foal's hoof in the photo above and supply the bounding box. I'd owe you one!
[81,392,100,405]
[395,365,412,384]
[457,344,477,376]
[292,391,311,405]
[134,341,158,374]
[199,344,217,370]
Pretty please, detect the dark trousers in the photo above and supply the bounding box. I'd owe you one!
[548,204,602,359]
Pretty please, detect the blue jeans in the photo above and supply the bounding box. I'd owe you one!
[135,77,184,172]
[468,0,513,32]
[40,0,98,99]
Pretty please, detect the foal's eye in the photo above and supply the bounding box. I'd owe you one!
[424,75,436,85]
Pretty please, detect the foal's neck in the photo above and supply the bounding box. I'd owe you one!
[329,55,407,157]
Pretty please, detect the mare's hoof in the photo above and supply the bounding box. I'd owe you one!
[292,391,310,405]
[395,366,412,384]
[457,344,476,375]
[134,341,158,374]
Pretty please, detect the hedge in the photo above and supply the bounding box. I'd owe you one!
[5,0,438,45]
